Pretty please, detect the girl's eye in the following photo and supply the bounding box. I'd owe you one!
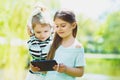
[45,31,48,32]
[62,25,65,27]
[61,24,66,27]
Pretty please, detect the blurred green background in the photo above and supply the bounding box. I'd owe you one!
[0,0,120,80]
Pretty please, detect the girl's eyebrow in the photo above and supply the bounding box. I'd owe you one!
[61,23,66,25]
[55,23,66,26]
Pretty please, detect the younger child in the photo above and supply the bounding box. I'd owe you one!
[25,3,52,80]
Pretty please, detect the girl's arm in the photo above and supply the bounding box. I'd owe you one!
[53,63,84,77]
[64,66,84,77]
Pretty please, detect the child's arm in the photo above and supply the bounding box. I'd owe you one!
[64,65,84,77]
[53,64,84,77]
[30,63,40,72]
[53,42,85,77]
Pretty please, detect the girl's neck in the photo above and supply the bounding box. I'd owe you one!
[61,36,75,48]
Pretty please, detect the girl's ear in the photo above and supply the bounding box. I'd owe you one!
[72,22,77,29]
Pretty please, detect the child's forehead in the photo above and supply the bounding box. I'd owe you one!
[54,18,68,25]
[36,23,50,26]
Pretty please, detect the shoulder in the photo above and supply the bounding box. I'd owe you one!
[74,39,83,48]
[28,36,42,44]
[28,35,36,41]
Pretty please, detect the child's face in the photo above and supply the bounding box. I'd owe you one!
[33,24,51,41]
[54,18,75,39]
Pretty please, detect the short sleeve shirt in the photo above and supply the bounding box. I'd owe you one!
[45,39,85,80]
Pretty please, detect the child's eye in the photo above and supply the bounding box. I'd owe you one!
[56,26,58,28]
[36,32,41,33]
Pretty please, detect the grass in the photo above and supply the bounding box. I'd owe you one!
[85,58,120,76]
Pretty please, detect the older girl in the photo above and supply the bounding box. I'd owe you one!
[45,9,86,80]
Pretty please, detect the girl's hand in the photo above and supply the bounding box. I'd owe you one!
[53,63,67,73]
[30,63,40,72]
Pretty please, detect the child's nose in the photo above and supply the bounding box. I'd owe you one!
[40,33,44,37]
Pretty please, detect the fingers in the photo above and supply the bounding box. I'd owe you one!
[56,64,59,71]
[53,63,66,73]
[32,67,40,72]
[53,65,57,70]
[30,63,40,72]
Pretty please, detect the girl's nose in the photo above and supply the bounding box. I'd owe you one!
[58,27,62,31]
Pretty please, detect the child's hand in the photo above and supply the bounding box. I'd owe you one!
[27,25,33,36]
[53,63,67,73]
[30,63,40,72]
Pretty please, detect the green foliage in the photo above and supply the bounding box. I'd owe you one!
[77,11,120,54]
[0,0,32,39]
[86,58,120,76]
[77,15,100,53]
[0,0,33,80]
[0,42,29,80]
[98,11,120,53]
[0,0,61,80]
[0,0,120,79]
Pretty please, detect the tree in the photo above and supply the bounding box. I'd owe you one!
[98,11,120,53]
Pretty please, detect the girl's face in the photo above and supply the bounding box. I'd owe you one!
[54,18,76,39]
[33,24,51,41]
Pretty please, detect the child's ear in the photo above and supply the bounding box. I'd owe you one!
[72,22,77,29]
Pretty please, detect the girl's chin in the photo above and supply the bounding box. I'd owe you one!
[58,35,65,38]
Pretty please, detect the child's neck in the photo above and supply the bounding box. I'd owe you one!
[61,36,75,48]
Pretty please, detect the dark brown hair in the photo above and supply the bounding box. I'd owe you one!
[47,10,77,60]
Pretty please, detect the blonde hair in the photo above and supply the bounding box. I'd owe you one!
[27,2,52,31]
